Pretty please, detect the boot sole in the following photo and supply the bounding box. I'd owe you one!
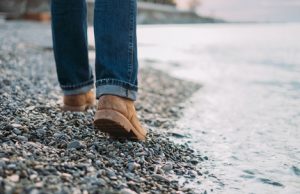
[94,109,146,141]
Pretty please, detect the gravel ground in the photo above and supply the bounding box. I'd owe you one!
[0,21,211,194]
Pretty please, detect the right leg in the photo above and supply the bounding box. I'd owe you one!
[51,0,94,95]
[93,0,146,140]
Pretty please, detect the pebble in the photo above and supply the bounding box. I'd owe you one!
[11,123,23,129]
[97,178,106,186]
[125,172,135,180]
[29,189,39,194]
[106,169,117,180]
[7,164,17,170]
[17,135,28,142]
[35,182,43,188]
[30,174,38,180]
[127,162,140,172]
[67,140,84,150]
[120,188,137,194]
[188,170,197,178]
[7,174,20,182]
[61,173,73,182]
[36,128,46,137]
[190,159,199,165]
[168,132,187,138]
[152,174,170,183]
[162,163,173,172]
[13,128,22,135]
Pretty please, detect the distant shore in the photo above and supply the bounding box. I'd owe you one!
[0,0,224,24]
[137,2,224,24]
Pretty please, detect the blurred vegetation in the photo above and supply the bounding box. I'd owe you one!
[138,0,176,6]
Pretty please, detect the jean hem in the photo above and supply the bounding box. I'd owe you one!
[96,84,137,101]
[96,79,137,91]
[60,78,94,90]
[62,83,94,96]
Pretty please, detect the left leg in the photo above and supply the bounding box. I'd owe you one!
[51,0,95,111]
[51,0,94,96]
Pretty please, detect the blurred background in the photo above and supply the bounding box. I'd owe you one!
[1,0,300,23]
[0,0,300,194]
[0,0,216,23]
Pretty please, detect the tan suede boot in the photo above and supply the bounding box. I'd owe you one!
[22,12,51,22]
[94,95,147,140]
[62,90,96,111]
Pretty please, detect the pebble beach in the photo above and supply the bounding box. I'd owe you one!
[0,21,211,194]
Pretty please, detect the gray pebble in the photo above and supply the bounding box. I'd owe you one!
[36,128,46,137]
[190,159,199,165]
[67,140,84,150]
[17,135,28,142]
[162,163,173,172]
[120,188,137,194]
[7,164,17,170]
[106,169,117,180]
[127,162,140,172]
[152,174,170,183]
[13,128,22,135]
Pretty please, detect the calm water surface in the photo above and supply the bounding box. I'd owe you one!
[137,23,300,194]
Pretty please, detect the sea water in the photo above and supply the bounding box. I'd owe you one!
[137,23,300,194]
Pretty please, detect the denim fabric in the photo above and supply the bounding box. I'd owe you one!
[51,0,138,100]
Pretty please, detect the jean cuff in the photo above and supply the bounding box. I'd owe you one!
[62,83,94,96]
[96,84,137,101]
[96,79,137,101]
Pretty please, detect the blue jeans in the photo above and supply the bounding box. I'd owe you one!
[51,0,138,100]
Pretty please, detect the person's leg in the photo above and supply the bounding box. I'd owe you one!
[93,0,146,140]
[94,0,138,101]
[51,0,94,95]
